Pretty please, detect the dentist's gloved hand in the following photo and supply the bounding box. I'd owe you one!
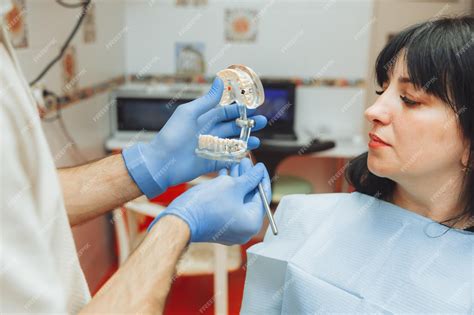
[122,78,267,199]
[148,158,271,245]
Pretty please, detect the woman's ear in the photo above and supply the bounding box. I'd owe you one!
[461,141,471,170]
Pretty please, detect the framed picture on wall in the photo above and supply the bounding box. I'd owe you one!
[62,46,79,93]
[4,0,28,48]
[176,0,207,6]
[175,42,206,76]
[225,9,258,42]
[83,3,97,44]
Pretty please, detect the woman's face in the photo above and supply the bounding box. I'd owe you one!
[364,57,468,182]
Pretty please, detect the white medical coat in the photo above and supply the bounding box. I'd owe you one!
[0,25,90,313]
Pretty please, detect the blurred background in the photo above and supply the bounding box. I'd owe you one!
[4,0,472,314]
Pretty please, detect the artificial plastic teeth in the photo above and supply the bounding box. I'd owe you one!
[198,135,246,153]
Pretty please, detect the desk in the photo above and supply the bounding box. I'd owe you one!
[252,138,336,181]
[253,138,367,193]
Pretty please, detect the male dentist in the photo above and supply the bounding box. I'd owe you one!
[0,3,270,312]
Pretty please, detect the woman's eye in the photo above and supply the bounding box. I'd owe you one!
[400,95,420,106]
[375,90,385,95]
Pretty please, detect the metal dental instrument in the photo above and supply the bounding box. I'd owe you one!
[248,152,278,235]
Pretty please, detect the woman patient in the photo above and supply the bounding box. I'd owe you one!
[241,16,473,314]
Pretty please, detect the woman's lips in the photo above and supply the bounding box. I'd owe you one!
[368,133,391,148]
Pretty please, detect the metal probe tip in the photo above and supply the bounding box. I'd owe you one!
[248,153,278,235]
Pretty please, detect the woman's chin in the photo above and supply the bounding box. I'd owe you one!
[367,155,393,178]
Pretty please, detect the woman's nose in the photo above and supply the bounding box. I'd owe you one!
[364,96,392,126]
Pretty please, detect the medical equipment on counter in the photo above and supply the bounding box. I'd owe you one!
[195,65,278,235]
[106,84,204,149]
[241,192,474,314]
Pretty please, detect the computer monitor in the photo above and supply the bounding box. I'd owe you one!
[116,97,194,132]
[254,80,296,140]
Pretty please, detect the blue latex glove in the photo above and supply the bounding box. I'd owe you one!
[149,158,272,245]
[122,78,267,199]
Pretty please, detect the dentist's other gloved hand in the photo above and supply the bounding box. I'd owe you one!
[148,158,271,245]
[122,78,267,199]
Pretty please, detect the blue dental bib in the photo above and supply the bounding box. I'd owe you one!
[241,192,473,314]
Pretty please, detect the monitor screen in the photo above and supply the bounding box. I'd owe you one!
[254,81,296,138]
[117,97,193,131]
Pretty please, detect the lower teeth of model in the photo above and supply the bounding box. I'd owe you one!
[198,135,246,153]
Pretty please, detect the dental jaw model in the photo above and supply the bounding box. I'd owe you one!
[196,65,265,162]
[196,65,278,235]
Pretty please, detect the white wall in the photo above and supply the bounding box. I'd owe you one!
[14,0,127,166]
[125,0,374,78]
[41,93,113,167]
[124,0,375,141]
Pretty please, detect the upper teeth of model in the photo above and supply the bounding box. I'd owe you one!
[198,135,246,153]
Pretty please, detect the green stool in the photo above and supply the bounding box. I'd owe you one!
[272,175,313,204]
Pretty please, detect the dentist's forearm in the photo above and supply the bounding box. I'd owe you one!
[80,215,190,314]
[59,154,142,226]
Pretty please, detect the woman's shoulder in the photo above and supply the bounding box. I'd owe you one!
[283,192,474,237]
